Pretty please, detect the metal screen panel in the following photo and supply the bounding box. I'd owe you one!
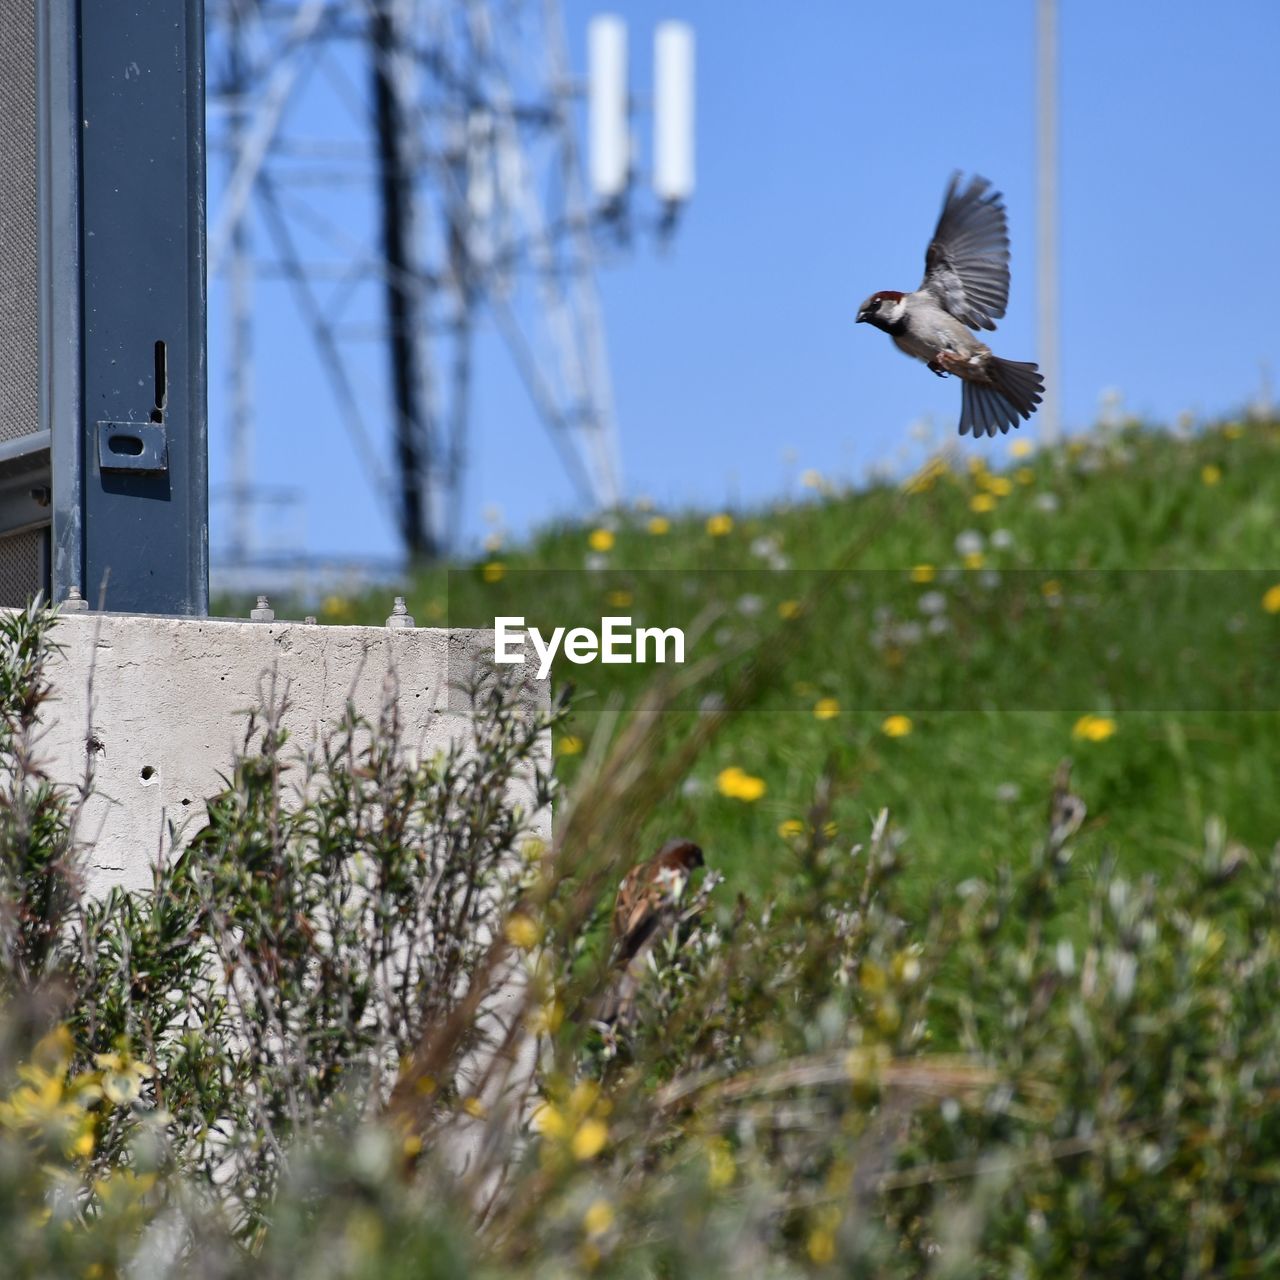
[0,528,44,607]
[0,0,39,446]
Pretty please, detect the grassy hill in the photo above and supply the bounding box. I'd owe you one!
[14,415,1280,1274]
[290,417,1280,909]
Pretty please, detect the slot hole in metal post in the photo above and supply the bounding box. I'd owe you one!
[151,340,167,423]
[108,433,145,457]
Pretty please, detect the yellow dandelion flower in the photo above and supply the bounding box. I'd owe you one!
[875,999,902,1034]
[717,766,766,802]
[813,697,840,721]
[605,589,632,607]
[967,456,988,476]
[1263,584,1280,614]
[402,1133,423,1159]
[583,1199,615,1237]
[984,475,1013,497]
[1015,467,1036,485]
[647,515,671,536]
[777,819,805,839]
[529,999,564,1036]
[909,564,935,583]
[845,1043,890,1086]
[881,714,913,738]
[733,774,768,802]
[571,1118,609,1160]
[1201,464,1222,486]
[859,961,888,995]
[531,1101,568,1140]
[557,735,584,756]
[323,594,353,620]
[462,1096,487,1119]
[72,1128,95,1159]
[807,1229,836,1265]
[707,1139,736,1189]
[588,528,615,553]
[1010,438,1034,458]
[1224,422,1245,440]
[482,561,505,583]
[705,513,734,537]
[1041,579,1062,599]
[778,599,802,620]
[568,1080,602,1116]
[892,947,922,985]
[1072,714,1117,742]
[503,914,541,951]
[970,492,997,514]
[963,551,985,569]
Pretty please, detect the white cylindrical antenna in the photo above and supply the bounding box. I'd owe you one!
[654,21,695,204]
[588,15,629,201]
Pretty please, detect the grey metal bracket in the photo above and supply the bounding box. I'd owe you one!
[0,431,52,537]
[97,421,169,475]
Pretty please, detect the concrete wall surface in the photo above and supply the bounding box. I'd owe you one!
[32,613,548,893]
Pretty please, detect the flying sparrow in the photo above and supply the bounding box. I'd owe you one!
[856,173,1044,437]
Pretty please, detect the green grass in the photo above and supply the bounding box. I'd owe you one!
[259,417,1280,907]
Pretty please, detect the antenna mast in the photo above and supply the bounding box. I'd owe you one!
[1037,0,1061,444]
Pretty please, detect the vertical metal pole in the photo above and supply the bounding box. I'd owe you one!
[78,0,208,614]
[40,0,84,604]
[446,138,473,557]
[371,0,435,560]
[227,4,253,565]
[1037,0,1061,444]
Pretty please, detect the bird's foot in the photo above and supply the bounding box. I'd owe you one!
[933,350,969,377]
[927,357,950,379]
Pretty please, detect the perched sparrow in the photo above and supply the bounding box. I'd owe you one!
[596,838,704,1026]
[856,173,1044,437]
[612,838,704,965]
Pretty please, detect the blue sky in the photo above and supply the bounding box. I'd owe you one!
[207,0,1280,562]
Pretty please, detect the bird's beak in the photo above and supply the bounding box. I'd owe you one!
[855,310,868,324]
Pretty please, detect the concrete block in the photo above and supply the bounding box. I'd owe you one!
[34,613,548,894]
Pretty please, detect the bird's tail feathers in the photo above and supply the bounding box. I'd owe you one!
[960,359,1044,437]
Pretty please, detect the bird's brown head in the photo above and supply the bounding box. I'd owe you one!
[856,289,904,328]
[655,838,704,872]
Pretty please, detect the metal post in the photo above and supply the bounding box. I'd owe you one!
[72,0,208,614]
[226,3,253,565]
[41,0,81,607]
[1037,0,1061,444]
[370,0,436,561]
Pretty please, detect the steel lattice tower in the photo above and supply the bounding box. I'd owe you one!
[205,0,654,565]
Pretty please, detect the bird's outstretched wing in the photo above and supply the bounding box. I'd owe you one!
[919,173,1010,331]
